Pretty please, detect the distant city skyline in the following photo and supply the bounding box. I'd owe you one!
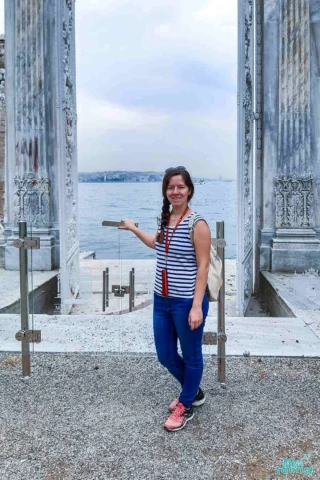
[78,170,234,181]
[0,0,237,180]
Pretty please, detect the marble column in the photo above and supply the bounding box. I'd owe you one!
[310,0,320,242]
[260,0,320,272]
[0,36,5,266]
[4,0,80,286]
[4,0,55,270]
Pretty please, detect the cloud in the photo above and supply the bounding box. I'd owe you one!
[0,0,237,179]
[77,90,169,132]
[0,1,4,34]
[194,0,237,23]
[74,0,238,177]
[75,0,237,114]
[77,90,237,179]
[76,0,181,20]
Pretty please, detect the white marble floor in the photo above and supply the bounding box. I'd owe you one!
[0,312,319,357]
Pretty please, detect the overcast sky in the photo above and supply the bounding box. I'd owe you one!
[0,0,237,179]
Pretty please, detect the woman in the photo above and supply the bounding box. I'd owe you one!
[119,166,211,432]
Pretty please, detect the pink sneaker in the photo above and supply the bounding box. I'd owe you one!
[168,388,206,412]
[168,398,179,413]
[164,403,194,432]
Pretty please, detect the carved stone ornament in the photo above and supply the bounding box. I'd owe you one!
[62,1,78,253]
[62,6,76,202]
[275,174,315,229]
[13,173,51,227]
[255,0,263,172]
[243,0,253,199]
[237,0,255,316]
[0,68,5,107]
[244,258,252,299]
[69,257,78,297]
[0,181,4,225]
[244,213,253,254]
[67,200,77,251]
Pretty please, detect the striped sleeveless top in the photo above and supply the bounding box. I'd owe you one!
[154,213,206,298]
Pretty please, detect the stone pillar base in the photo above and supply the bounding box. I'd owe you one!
[5,231,55,271]
[271,229,320,272]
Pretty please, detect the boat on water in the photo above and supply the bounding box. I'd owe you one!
[195,179,205,185]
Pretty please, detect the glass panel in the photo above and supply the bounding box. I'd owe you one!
[73,183,160,319]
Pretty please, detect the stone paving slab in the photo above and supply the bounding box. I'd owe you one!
[1,313,319,357]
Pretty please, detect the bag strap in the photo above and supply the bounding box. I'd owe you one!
[188,212,198,245]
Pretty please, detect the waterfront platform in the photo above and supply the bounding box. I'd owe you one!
[1,258,320,357]
[0,259,239,316]
[75,258,239,317]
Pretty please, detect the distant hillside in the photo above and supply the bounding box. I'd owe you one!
[78,171,163,183]
[78,171,218,183]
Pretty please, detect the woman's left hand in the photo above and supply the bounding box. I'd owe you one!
[188,306,203,331]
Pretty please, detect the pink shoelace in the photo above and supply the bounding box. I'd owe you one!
[170,402,187,420]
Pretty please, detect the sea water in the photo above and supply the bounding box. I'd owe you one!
[78,180,237,260]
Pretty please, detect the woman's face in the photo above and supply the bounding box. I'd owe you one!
[166,175,191,208]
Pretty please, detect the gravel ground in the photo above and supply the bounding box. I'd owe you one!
[0,353,319,480]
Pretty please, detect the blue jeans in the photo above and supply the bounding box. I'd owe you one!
[153,293,209,408]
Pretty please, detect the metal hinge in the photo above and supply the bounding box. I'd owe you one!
[212,239,227,249]
[12,237,41,249]
[112,285,130,297]
[218,332,228,343]
[203,332,217,345]
[202,332,227,345]
[15,330,42,343]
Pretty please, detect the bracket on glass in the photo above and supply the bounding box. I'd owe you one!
[129,268,135,312]
[12,237,41,249]
[15,330,41,343]
[102,268,109,311]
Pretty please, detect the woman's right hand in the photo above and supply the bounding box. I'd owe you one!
[118,219,137,231]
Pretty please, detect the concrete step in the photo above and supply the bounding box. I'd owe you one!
[0,314,319,356]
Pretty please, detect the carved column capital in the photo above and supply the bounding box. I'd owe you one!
[275,174,315,229]
[13,173,51,227]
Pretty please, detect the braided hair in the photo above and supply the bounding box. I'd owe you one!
[156,169,194,243]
